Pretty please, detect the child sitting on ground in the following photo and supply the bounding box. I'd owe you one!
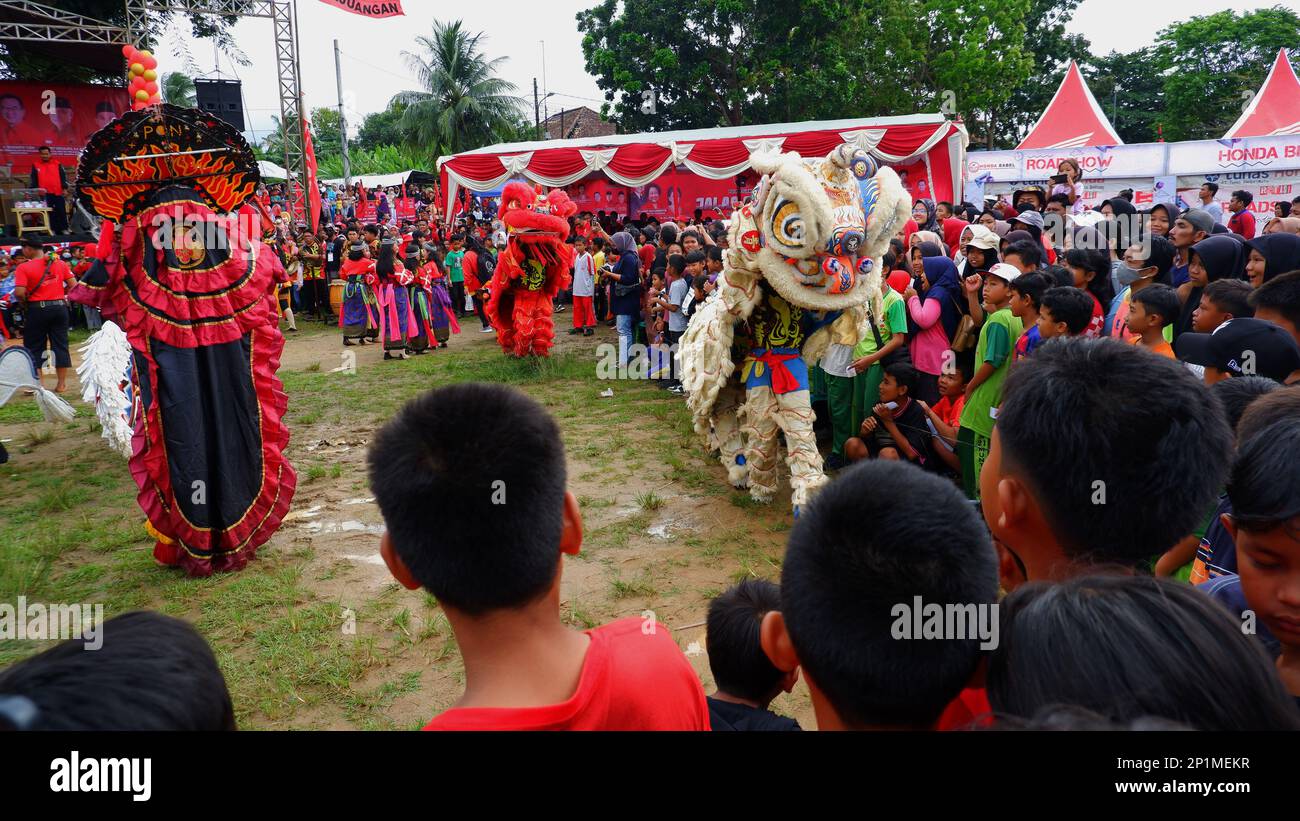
[760,460,998,729]
[1036,286,1094,341]
[917,355,969,475]
[369,383,710,730]
[844,361,930,465]
[705,579,801,731]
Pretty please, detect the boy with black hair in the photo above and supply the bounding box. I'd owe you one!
[370,384,709,730]
[0,611,235,731]
[654,254,690,393]
[1009,271,1047,360]
[1249,269,1300,347]
[445,233,466,316]
[1228,190,1256,239]
[705,579,802,731]
[760,459,999,730]
[917,354,969,475]
[1037,286,1093,339]
[1195,279,1255,333]
[1002,240,1041,274]
[1127,284,1180,358]
[958,263,1024,499]
[1203,396,1300,703]
[984,337,1232,591]
[844,361,930,464]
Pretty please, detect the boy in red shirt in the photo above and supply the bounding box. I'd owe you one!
[369,383,710,730]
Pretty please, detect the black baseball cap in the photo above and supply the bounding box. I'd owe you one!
[1175,318,1300,383]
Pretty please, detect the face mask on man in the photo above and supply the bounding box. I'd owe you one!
[1116,261,1152,288]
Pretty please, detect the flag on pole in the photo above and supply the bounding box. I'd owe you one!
[302,117,322,233]
[318,0,404,18]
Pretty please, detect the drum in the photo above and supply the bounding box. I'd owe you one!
[328,280,344,316]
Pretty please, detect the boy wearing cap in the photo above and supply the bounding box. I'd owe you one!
[1174,317,1300,385]
[957,262,1024,499]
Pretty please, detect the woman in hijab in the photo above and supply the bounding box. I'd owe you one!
[1175,235,1246,338]
[912,198,940,233]
[942,217,969,261]
[1264,216,1300,236]
[904,256,962,405]
[1145,203,1174,237]
[1244,234,1300,288]
[606,231,642,368]
[909,239,946,278]
[1100,197,1138,294]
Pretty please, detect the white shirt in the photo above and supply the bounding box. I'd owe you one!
[572,252,595,297]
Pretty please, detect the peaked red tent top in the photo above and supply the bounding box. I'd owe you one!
[1016,61,1123,150]
[1224,48,1300,138]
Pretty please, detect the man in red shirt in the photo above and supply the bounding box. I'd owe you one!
[13,237,75,392]
[370,383,710,731]
[29,146,69,234]
[1227,190,1256,240]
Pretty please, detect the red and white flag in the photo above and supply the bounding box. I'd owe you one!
[318,0,404,18]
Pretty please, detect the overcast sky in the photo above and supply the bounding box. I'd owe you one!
[154,0,1289,146]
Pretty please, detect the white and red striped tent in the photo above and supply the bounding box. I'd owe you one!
[1224,48,1300,138]
[436,113,966,218]
[1016,61,1122,150]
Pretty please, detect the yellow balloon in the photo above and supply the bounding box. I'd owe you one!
[135,89,150,101]
[130,63,145,74]
[143,69,157,81]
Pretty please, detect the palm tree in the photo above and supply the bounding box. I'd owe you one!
[392,20,524,157]
[162,72,197,107]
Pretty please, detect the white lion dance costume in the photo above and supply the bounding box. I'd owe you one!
[679,145,910,514]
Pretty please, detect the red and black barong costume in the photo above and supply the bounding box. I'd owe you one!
[70,104,296,576]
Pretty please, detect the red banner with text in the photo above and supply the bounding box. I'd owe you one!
[317,0,404,18]
[0,81,130,175]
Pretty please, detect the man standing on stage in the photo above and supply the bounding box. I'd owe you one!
[29,146,69,235]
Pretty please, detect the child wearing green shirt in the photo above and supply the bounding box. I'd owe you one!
[958,263,1024,499]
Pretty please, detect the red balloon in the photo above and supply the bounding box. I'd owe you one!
[141,56,158,71]
[122,44,136,58]
[144,81,158,94]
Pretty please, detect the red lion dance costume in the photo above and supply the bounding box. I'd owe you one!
[71,104,296,576]
[486,183,576,357]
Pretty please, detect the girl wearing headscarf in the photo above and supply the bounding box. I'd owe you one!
[1145,203,1174,237]
[909,240,945,279]
[1244,234,1300,288]
[905,256,962,405]
[1264,216,1300,235]
[912,198,939,233]
[1101,197,1138,295]
[338,239,379,345]
[605,231,642,367]
[1176,235,1246,338]
[375,238,415,360]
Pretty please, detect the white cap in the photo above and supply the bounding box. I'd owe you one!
[986,262,1023,284]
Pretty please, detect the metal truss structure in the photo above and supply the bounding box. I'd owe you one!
[0,0,306,220]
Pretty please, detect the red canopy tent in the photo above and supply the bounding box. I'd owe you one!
[1224,48,1300,138]
[437,113,966,220]
[1016,61,1122,150]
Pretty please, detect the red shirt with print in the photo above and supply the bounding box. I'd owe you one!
[424,617,710,731]
[15,255,74,301]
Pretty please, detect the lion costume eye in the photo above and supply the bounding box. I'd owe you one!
[771,198,805,249]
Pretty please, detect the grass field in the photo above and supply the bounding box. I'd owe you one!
[0,320,813,729]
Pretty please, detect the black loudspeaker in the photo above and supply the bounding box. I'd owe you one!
[193,79,245,131]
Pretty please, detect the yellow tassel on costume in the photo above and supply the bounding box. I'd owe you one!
[144,519,174,545]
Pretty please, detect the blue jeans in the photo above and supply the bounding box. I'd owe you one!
[616,314,635,367]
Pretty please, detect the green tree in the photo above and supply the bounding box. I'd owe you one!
[977,0,1091,149]
[355,101,407,151]
[1085,49,1164,145]
[1155,7,1300,142]
[309,106,344,159]
[392,19,524,156]
[161,72,197,107]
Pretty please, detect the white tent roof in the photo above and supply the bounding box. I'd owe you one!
[258,160,288,179]
[319,170,416,188]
